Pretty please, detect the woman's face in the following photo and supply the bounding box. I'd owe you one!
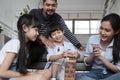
[24,26,38,42]
[99,21,116,43]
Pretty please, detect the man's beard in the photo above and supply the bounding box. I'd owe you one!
[46,10,55,16]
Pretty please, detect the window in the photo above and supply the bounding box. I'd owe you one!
[65,20,73,32]
[90,20,100,34]
[65,19,100,34]
[75,20,89,34]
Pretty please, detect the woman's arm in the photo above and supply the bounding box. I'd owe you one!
[93,45,119,72]
[84,53,94,65]
[98,56,119,72]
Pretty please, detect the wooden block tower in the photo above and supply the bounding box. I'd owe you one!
[64,58,76,80]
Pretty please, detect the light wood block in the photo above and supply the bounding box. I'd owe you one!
[64,58,76,80]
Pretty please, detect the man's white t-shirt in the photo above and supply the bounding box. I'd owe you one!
[0,39,20,64]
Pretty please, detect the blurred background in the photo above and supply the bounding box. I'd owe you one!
[0,0,119,49]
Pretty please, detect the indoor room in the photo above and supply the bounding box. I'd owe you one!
[0,0,120,80]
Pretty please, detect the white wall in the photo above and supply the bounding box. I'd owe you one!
[0,34,4,49]
[57,0,104,19]
[0,0,40,38]
[102,0,120,16]
[109,0,120,15]
[0,0,41,48]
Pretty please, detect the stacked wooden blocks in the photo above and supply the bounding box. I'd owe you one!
[64,58,76,80]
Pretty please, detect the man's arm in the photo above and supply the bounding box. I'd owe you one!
[58,18,85,51]
[29,9,55,48]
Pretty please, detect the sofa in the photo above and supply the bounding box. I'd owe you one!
[76,51,91,73]
[27,50,91,73]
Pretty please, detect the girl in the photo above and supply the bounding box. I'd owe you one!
[0,14,51,80]
[76,13,120,80]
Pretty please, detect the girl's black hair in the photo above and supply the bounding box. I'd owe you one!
[47,22,63,37]
[16,14,40,74]
[101,13,120,64]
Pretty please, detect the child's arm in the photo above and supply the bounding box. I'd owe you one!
[63,51,80,59]
[0,52,43,78]
[0,53,22,78]
[49,53,63,62]
[49,50,80,61]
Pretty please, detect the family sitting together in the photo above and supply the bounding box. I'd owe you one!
[0,0,120,80]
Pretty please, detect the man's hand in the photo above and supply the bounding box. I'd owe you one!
[73,52,80,58]
[79,46,86,51]
[40,35,55,48]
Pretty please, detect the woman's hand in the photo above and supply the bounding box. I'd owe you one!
[92,44,102,59]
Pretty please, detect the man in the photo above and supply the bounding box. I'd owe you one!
[27,0,85,69]
[29,0,85,51]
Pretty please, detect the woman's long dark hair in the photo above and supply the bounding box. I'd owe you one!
[101,13,120,64]
[16,14,40,74]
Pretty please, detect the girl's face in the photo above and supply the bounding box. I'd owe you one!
[99,21,116,43]
[51,30,64,43]
[24,25,38,42]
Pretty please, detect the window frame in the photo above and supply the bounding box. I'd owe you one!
[65,19,100,35]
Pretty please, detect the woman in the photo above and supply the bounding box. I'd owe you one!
[76,13,120,80]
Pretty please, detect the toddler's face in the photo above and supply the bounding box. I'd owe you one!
[51,30,64,43]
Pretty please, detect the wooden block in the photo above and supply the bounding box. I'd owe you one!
[64,58,76,80]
